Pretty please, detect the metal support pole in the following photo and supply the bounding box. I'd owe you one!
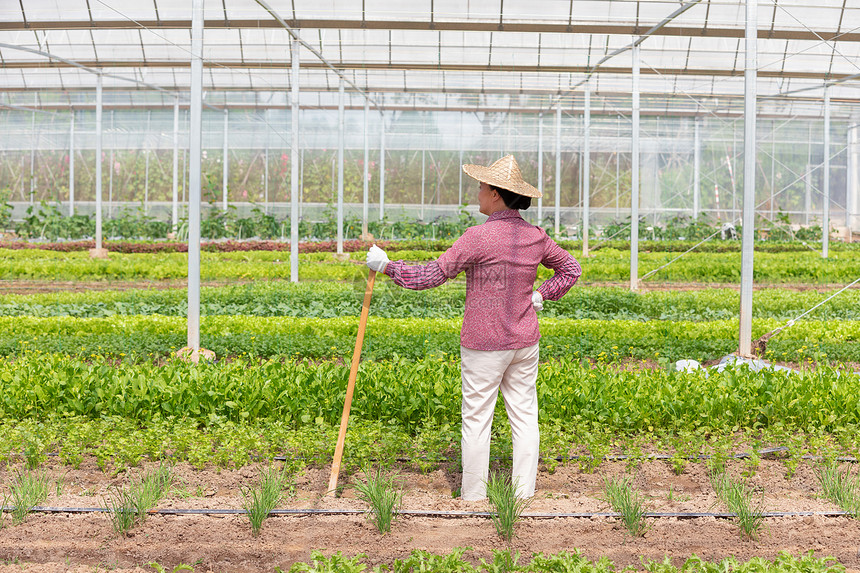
[823,88,831,258]
[804,163,812,225]
[583,82,591,257]
[337,78,345,254]
[299,148,304,220]
[555,104,562,236]
[653,118,660,226]
[458,112,464,206]
[95,75,103,250]
[172,97,179,231]
[770,121,776,219]
[421,148,425,221]
[693,118,700,219]
[631,43,641,291]
[183,133,188,205]
[362,97,369,236]
[222,109,229,211]
[849,116,860,235]
[579,149,584,221]
[187,0,204,355]
[379,110,385,220]
[29,111,35,205]
[537,112,544,225]
[616,116,620,218]
[144,110,151,214]
[732,127,738,222]
[290,38,300,283]
[69,111,75,216]
[738,0,758,357]
[264,122,269,214]
[108,111,114,219]
[805,124,812,225]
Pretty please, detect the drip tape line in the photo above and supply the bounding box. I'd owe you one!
[0,506,850,519]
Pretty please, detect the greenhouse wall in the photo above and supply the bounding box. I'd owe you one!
[1,98,856,236]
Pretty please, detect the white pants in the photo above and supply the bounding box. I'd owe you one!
[459,343,540,501]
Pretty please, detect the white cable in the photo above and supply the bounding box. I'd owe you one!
[766,0,860,76]
[790,276,860,324]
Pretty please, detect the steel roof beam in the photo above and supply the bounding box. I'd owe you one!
[0,43,226,111]
[5,59,858,82]
[252,0,382,111]
[1,19,858,42]
[1,100,854,119]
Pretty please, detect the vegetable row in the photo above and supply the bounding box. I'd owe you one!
[2,354,859,436]
[5,315,859,363]
[3,248,860,283]
[4,282,860,322]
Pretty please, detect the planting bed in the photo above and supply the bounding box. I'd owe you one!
[1,458,858,572]
[2,238,860,571]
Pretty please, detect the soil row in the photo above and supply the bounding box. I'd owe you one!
[0,458,857,572]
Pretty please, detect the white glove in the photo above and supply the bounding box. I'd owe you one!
[366,244,390,273]
[531,291,544,312]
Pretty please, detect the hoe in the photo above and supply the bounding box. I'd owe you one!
[326,269,376,496]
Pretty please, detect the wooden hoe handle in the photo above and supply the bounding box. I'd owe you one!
[327,269,376,495]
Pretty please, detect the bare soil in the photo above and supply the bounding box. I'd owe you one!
[1,457,859,572]
[0,280,240,295]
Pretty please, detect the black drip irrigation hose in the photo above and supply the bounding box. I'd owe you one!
[0,506,851,519]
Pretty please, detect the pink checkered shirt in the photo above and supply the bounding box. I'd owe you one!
[384,209,582,351]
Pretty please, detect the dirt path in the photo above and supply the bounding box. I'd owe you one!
[0,458,857,572]
[0,280,243,295]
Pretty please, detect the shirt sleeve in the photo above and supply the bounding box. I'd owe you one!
[383,229,478,290]
[383,260,449,291]
[536,241,582,301]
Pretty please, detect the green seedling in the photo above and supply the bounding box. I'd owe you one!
[103,464,174,536]
[353,466,402,534]
[149,563,195,573]
[132,464,173,523]
[54,472,67,497]
[104,487,138,536]
[479,549,522,572]
[10,470,50,525]
[710,471,766,539]
[241,465,289,537]
[485,473,532,543]
[385,547,473,572]
[816,461,860,516]
[285,550,367,573]
[668,451,687,476]
[601,475,649,537]
[741,449,761,479]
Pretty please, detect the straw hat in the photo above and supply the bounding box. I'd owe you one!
[462,155,542,198]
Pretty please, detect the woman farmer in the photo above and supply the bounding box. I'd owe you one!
[366,155,581,500]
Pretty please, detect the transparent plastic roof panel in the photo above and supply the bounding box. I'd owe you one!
[0,0,857,110]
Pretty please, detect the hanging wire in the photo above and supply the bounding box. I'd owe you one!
[766,1,860,76]
[612,56,849,275]
[752,275,860,352]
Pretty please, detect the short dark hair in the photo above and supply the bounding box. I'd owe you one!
[491,185,532,210]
